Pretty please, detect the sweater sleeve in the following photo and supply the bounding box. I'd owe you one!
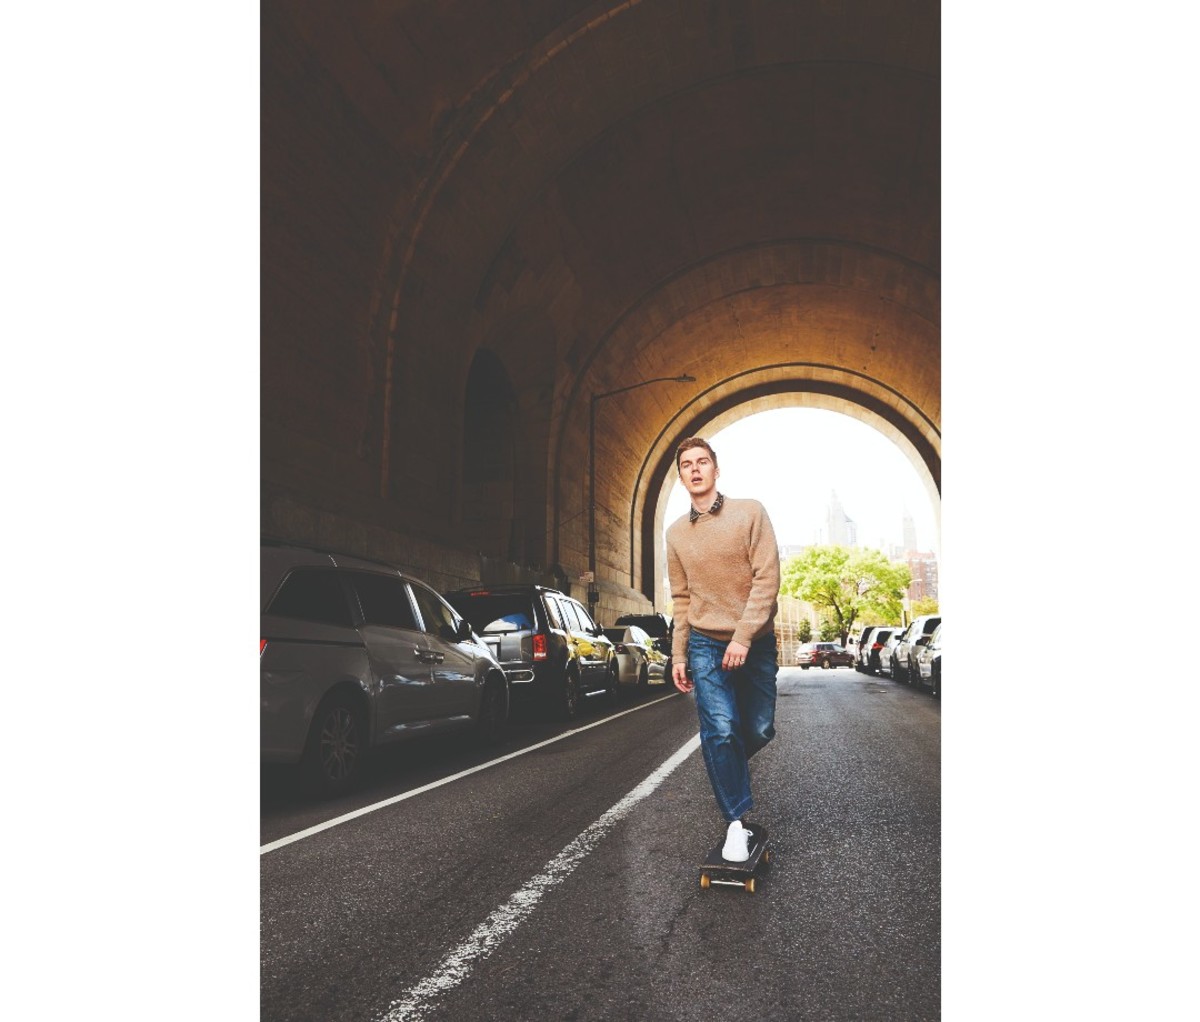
[666,533,691,661]
[731,503,781,648]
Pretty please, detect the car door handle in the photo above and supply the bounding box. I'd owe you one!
[417,650,445,664]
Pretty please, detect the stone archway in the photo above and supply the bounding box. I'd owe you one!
[261,1,940,609]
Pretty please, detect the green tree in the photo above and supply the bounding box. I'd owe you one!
[780,545,911,645]
[911,597,939,617]
[797,618,812,643]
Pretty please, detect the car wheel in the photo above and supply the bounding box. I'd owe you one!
[607,662,620,705]
[475,676,508,745]
[637,663,649,689]
[801,664,810,670]
[561,669,581,720]
[931,664,940,698]
[301,692,365,797]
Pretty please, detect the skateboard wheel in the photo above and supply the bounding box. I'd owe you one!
[744,877,756,894]
[700,873,711,889]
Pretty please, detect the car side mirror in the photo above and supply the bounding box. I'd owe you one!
[454,620,473,642]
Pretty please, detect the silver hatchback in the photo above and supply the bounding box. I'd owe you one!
[260,543,509,796]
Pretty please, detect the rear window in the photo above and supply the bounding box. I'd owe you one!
[616,615,669,638]
[446,593,535,634]
[267,568,353,627]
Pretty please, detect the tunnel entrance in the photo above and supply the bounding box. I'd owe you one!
[634,390,940,610]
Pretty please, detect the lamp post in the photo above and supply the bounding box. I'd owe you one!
[588,374,696,617]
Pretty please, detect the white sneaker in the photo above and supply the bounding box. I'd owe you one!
[721,820,750,862]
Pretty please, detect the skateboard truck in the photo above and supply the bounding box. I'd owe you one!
[699,823,771,894]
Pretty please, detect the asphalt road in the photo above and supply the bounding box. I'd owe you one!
[261,667,940,1021]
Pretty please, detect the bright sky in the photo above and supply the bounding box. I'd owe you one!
[662,408,939,557]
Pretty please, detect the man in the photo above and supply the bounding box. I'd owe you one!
[667,436,780,862]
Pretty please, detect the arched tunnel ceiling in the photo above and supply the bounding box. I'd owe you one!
[261,0,940,600]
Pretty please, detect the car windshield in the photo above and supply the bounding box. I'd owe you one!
[603,628,626,643]
[445,593,533,634]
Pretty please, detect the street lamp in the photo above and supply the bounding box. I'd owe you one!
[588,374,696,617]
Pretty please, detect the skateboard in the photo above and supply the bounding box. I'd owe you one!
[698,823,771,894]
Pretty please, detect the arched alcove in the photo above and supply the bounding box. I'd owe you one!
[461,349,518,559]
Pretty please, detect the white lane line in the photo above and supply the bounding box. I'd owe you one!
[375,733,701,1022]
[260,691,681,855]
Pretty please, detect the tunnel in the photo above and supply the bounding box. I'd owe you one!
[261,0,940,621]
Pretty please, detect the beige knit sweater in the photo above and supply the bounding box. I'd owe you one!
[666,496,780,660]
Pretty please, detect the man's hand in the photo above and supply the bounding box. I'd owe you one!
[673,660,693,693]
[722,640,750,671]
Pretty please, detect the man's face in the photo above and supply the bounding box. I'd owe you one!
[678,446,718,499]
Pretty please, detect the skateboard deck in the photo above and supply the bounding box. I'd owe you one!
[699,823,771,894]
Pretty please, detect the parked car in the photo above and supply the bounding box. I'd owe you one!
[614,612,672,640]
[878,630,904,677]
[603,624,669,688]
[915,621,942,697]
[260,542,510,796]
[852,626,876,671]
[892,614,942,684]
[614,612,674,678]
[860,626,898,675]
[795,641,855,669]
[444,584,618,719]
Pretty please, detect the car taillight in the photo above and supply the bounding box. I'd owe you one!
[532,633,548,660]
[872,642,882,650]
[614,643,627,653]
[260,639,268,657]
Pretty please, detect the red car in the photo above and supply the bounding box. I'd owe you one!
[795,642,855,669]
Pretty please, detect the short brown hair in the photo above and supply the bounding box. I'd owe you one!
[675,436,717,473]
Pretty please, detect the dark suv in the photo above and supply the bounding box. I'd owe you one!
[260,542,510,796]
[444,585,618,720]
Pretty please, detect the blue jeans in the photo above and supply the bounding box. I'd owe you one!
[688,630,778,823]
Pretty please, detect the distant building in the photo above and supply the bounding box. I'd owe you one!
[826,491,858,547]
[904,552,939,602]
[902,508,918,553]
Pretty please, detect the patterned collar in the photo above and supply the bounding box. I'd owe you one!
[689,491,725,522]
